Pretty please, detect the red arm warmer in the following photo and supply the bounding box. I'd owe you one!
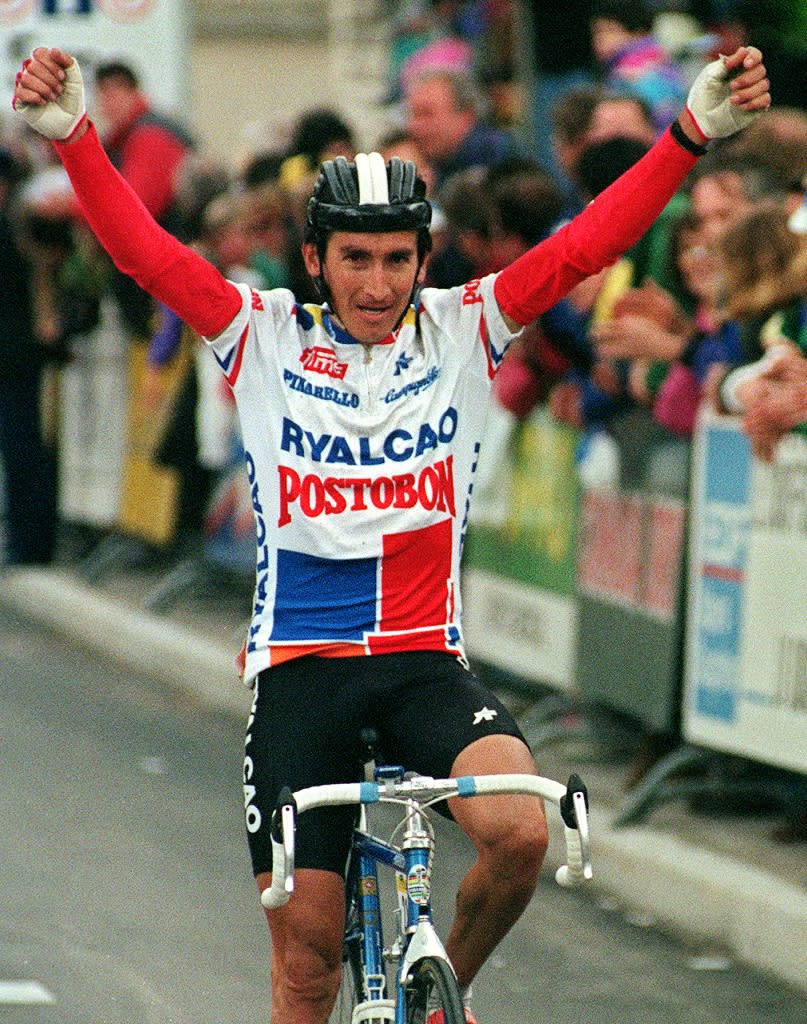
[55,122,242,338]
[493,126,699,325]
[119,123,190,222]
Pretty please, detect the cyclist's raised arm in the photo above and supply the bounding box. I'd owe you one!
[13,47,242,341]
[493,45,771,332]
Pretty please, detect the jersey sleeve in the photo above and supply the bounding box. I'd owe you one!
[493,125,699,325]
[419,272,522,380]
[54,122,241,338]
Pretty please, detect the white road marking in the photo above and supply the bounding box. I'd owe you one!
[0,980,56,1004]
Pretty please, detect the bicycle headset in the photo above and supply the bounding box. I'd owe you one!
[305,152,433,312]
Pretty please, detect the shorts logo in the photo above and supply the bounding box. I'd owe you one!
[472,706,497,725]
[300,346,348,380]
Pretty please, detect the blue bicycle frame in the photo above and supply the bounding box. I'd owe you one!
[346,775,443,1024]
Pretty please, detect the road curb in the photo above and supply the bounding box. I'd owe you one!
[591,811,807,994]
[1,567,251,717]
[3,566,805,995]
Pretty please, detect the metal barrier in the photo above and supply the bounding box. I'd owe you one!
[463,402,807,825]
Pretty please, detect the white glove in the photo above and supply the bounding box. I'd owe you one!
[686,54,762,139]
[14,56,86,140]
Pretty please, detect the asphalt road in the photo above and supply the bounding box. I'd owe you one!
[1,604,804,1024]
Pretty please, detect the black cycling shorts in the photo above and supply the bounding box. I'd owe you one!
[243,649,528,876]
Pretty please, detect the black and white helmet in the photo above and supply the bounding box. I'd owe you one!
[306,151,432,247]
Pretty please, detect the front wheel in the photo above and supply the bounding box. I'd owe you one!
[403,956,465,1024]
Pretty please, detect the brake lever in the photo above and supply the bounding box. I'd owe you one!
[561,773,593,880]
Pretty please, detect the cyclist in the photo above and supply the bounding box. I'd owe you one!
[14,46,770,1024]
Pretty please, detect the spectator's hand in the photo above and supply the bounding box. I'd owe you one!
[754,344,807,387]
[591,314,686,362]
[612,280,690,334]
[13,47,86,141]
[628,358,653,404]
[566,268,608,313]
[684,46,770,141]
[702,361,729,410]
[590,358,622,396]
[548,380,583,429]
[741,353,807,461]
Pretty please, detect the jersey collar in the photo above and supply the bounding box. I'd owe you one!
[324,305,417,347]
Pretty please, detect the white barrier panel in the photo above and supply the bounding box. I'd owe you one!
[683,412,807,775]
[0,0,189,112]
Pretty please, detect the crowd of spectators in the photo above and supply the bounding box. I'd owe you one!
[0,8,803,541]
[0,2,805,818]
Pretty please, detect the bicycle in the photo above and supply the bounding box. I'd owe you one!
[261,733,592,1024]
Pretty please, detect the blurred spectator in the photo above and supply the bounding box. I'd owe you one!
[376,128,439,197]
[0,147,59,564]
[590,0,689,132]
[717,106,807,204]
[404,66,524,191]
[387,1,507,108]
[171,154,233,245]
[549,83,603,212]
[94,59,195,335]
[143,189,263,548]
[276,107,357,301]
[385,1,445,103]
[688,151,784,247]
[278,108,356,193]
[592,153,787,445]
[581,117,690,300]
[552,87,673,228]
[550,136,661,449]
[598,211,711,438]
[397,1,476,100]
[376,129,449,276]
[240,150,285,190]
[431,166,493,285]
[584,91,657,147]
[239,182,295,291]
[710,201,807,460]
[576,134,650,203]
[484,162,591,417]
[94,60,194,227]
[519,0,596,194]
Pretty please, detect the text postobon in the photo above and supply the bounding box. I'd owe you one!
[277,457,456,527]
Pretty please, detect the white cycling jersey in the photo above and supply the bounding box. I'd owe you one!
[208,276,518,684]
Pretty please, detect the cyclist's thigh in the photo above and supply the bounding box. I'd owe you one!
[375,650,530,781]
[245,657,369,876]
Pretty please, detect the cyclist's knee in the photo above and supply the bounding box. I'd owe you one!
[259,868,345,1020]
[458,799,547,895]
[272,942,341,1015]
[490,804,548,881]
